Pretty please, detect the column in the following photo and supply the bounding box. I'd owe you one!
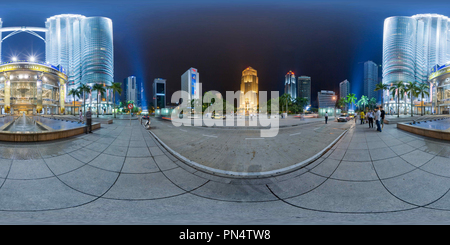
[37,74,43,114]
[4,72,10,113]
[59,82,65,114]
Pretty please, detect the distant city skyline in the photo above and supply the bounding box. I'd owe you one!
[2,1,450,109]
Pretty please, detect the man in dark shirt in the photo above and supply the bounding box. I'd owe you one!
[380,105,385,129]
[86,107,92,133]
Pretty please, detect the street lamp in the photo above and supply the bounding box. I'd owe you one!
[332,96,336,120]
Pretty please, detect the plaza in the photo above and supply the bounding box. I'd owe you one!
[0,115,450,224]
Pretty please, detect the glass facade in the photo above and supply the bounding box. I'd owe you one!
[80,17,114,87]
[284,71,296,98]
[382,14,450,115]
[297,76,311,106]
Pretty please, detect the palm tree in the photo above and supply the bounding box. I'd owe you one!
[92,83,106,118]
[78,84,91,119]
[358,95,369,112]
[368,97,377,110]
[404,81,419,117]
[346,93,357,111]
[68,88,81,116]
[279,93,292,113]
[416,82,430,116]
[389,81,405,118]
[107,82,122,118]
[374,82,390,105]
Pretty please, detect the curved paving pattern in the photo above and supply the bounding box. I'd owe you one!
[1,119,450,224]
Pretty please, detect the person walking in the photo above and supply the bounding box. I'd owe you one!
[375,106,382,132]
[79,109,83,123]
[86,107,92,133]
[325,111,328,124]
[380,105,385,130]
[368,110,374,128]
[360,111,365,124]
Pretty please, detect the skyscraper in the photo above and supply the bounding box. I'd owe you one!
[181,67,200,102]
[339,79,350,99]
[297,76,311,106]
[284,71,296,98]
[153,78,166,109]
[45,15,114,91]
[382,14,450,114]
[240,66,258,114]
[124,76,140,106]
[364,61,378,100]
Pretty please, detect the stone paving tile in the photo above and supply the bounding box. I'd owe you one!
[44,154,85,176]
[380,169,450,207]
[8,159,54,180]
[1,118,450,224]
[102,172,185,200]
[330,160,378,181]
[0,177,95,211]
[282,178,416,213]
[121,156,159,174]
[57,164,119,196]
[400,149,435,167]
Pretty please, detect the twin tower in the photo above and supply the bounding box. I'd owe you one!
[0,14,114,91]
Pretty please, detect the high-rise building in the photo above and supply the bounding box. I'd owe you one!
[284,71,296,98]
[153,78,166,109]
[382,14,450,114]
[339,79,350,99]
[297,76,311,106]
[364,61,378,100]
[181,67,200,102]
[124,76,140,106]
[45,15,114,90]
[240,66,258,114]
[317,90,339,117]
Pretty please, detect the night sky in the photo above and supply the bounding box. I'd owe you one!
[1,0,450,107]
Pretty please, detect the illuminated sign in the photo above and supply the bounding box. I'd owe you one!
[0,63,68,81]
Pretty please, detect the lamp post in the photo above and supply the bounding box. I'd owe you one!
[332,96,336,120]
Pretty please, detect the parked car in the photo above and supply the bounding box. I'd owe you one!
[337,113,351,122]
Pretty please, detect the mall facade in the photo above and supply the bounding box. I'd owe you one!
[0,14,114,115]
[382,13,450,115]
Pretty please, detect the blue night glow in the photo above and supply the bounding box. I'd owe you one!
[0,0,449,110]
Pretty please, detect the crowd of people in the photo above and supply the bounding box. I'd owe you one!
[356,106,385,132]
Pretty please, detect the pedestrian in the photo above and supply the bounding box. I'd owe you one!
[380,105,385,130]
[368,110,374,128]
[360,111,365,124]
[325,111,328,124]
[375,106,382,132]
[86,107,92,133]
[79,109,83,123]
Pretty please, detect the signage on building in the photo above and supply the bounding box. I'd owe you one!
[0,63,68,81]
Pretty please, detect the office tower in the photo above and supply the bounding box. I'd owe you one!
[284,70,296,98]
[181,67,200,102]
[239,67,258,114]
[382,14,450,114]
[340,79,350,99]
[297,76,311,105]
[317,90,338,117]
[364,61,378,99]
[45,14,85,88]
[124,76,140,106]
[45,15,114,93]
[153,78,166,109]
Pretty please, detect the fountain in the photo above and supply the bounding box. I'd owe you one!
[397,116,450,141]
[0,113,100,142]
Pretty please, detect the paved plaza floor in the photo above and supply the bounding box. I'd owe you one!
[1,117,450,224]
